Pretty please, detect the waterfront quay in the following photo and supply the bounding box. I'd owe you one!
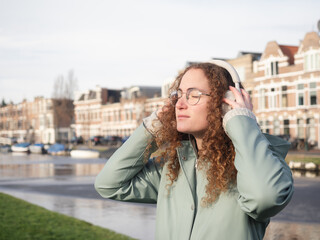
[0,152,320,240]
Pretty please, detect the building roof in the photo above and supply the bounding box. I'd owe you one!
[279,45,298,65]
[121,86,161,99]
[299,31,320,53]
[237,51,262,61]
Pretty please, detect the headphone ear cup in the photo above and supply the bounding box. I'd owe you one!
[222,90,235,117]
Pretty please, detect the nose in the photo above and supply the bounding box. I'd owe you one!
[176,94,188,109]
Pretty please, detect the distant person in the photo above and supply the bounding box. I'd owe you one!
[95,61,294,239]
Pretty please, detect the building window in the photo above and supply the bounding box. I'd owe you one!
[265,120,270,134]
[271,61,279,75]
[47,117,52,127]
[273,120,280,135]
[304,51,320,71]
[125,110,129,121]
[259,120,268,133]
[40,117,44,127]
[113,111,117,122]
[269,88,277,109]
[309,82,317,105]
[265,61,279,76]
[297,119,304,138]
[297,84,304,106]
[18,120,22,129]
[258,89,266,110]
[281,86,288,108]
[284,119,290,135]
[307,118,316,143]
[118,110,121,122]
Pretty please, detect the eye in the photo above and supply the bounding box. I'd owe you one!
[189,89,201,99]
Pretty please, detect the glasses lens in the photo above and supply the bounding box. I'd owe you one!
[188,89,201,105]
[170,91,179,105]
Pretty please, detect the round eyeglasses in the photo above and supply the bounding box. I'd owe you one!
[169,88,211,106]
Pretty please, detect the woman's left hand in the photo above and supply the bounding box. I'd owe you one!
[223,86,253,111]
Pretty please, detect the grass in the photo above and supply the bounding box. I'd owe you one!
[0,193,135,240]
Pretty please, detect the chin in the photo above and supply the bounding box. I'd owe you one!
[177,126,191,134]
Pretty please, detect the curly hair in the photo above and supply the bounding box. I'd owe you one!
[154,62,241,205]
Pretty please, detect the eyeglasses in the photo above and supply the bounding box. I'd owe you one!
[169,88,210,106]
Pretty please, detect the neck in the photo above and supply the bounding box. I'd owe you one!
[195,137,203,151]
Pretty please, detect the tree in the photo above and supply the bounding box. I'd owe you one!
[52,70,78,100]
[51,70,78,143]
[1,99,7,107]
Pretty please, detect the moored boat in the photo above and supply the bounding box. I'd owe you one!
[47,143,67,156]
[29,143,46,154]
[0,144,11,153]
[11,143,30,153]
[70,149,100,158]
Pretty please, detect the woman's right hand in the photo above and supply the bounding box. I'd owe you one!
[223,86,253,111]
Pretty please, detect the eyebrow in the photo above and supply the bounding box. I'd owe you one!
[178,87,207,92]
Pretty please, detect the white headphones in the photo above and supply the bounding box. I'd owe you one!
[207,59,241,91]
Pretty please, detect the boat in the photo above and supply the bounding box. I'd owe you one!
[47,143,67,155]
[11,142,30,153]
[0,144,11,153]
[70,149,100,158]
[29,143,46,154]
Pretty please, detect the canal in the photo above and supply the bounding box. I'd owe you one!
[0,152,319,240]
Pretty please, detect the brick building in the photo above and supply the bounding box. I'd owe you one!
[0,97,73,144]
[247,31,320,149]
[73,86,163,140]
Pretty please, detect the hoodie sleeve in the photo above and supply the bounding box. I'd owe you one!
[224,111,294,222]
[94,123,162,203]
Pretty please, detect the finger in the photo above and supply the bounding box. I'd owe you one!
[229,86,244,103]
[223,98,241,109]
[229,86,245,106]
[241,89,253,110]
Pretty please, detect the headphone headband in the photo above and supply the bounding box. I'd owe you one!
[207,59,241,91]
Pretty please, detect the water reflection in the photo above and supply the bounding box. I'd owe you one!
[0,152,106,179]
[1,152,319,179]
[0,162,105,179]
[292,169,319,178]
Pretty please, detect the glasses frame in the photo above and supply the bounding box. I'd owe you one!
[170,88,211,106]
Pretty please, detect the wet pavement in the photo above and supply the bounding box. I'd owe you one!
[1,152,320,240]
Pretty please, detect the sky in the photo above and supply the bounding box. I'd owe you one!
[0,0,319,104]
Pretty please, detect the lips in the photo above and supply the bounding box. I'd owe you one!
[177,114,190,119]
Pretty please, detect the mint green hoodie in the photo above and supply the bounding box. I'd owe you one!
[95,113,294,240]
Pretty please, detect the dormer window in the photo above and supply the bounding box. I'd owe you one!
[265,61,279,76]
[304,51,320,71]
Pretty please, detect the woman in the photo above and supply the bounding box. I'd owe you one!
[95,61,294,240]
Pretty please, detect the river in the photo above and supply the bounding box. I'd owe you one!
[0,152,319,240]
